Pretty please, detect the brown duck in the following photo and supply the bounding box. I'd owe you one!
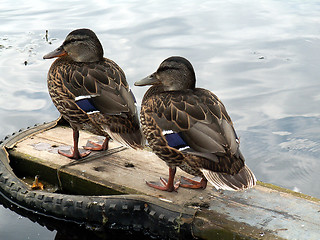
[44,28,144,159]
[135,56,256,192]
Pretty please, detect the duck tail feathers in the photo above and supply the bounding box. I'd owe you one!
[201,165,256,191]
[108,129,145,150]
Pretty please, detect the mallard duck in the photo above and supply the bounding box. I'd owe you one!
[44,28,144,159]
[135,56,256,192]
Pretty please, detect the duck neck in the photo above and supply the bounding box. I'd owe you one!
[142,85,165,104]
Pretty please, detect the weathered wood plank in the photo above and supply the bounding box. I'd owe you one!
[7,124,320,240]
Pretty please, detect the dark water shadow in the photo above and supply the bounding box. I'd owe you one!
[0,192,154,240]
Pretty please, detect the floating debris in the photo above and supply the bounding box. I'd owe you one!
[44,29,53,44]
[31,175,44,190]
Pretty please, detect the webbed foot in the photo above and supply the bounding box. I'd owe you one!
[146,177,180,192]
[179,176,207,189]
[146,167,179,192]
[58,147,91,160]
[84,138,109,151]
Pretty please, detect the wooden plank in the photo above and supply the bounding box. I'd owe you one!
[7,125,320,240]
[10,126,211,204]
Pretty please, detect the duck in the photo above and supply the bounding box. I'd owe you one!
[43,28,144,159]
[134,56,256,192]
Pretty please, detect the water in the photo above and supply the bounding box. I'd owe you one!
[1,0,320,239]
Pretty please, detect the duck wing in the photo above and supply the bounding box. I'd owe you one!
[60,58,143,148]
[62,59,135,116]
[144,88,245,172]
[144,88,255,190]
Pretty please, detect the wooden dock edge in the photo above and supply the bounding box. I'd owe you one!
[257,181,320,203]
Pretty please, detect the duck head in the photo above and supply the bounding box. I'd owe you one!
[135,56,196,91]
[43,28,104,62]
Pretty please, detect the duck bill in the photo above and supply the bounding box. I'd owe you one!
[134,74,160,86]
[43,46,67,59]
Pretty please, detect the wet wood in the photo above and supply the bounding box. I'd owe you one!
[7,122,320,240]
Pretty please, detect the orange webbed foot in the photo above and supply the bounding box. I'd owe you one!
[84,138,109,151]
[58,147,91,160]
[179,176,207,189]
[146,177,180,192]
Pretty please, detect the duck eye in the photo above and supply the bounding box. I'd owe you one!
[63,38,77,45]
[158,66,180,73]
[158,66,170,72]
[64,36,89,46]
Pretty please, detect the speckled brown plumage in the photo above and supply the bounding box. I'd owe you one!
[140,86,244,174]
[135,56,256,191]
[44,29,144,159]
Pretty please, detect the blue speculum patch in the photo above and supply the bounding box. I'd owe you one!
[164,132,188,149]
[75,98,97,113]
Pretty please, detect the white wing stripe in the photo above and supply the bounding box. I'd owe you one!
[75,94,98,101]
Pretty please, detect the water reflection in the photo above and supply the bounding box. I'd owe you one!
[0,0,320,239]
[241,116,320,193]
[0,200,56,240]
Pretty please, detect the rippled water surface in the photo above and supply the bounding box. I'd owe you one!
[1,0,320,239]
